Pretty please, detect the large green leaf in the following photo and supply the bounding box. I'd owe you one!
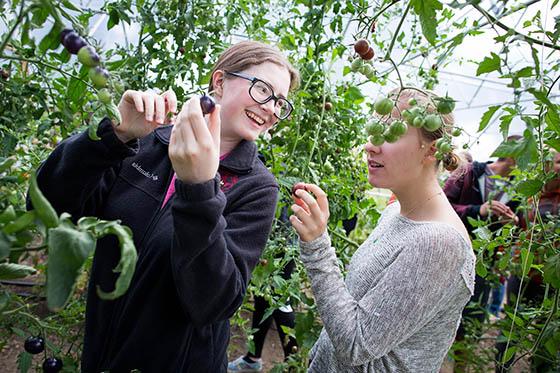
[516,179,544,197]
[411,0,443,45]
[46,226,95,311]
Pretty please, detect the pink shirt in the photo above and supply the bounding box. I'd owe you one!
[161,153,230,208]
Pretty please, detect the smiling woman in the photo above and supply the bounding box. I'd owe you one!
[30,40,300,372]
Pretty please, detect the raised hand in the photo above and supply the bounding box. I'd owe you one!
[113,89,177,143]
[169,96,221,184]
[289,183,330,242]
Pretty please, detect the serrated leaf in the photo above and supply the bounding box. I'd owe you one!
[410,0,443,45]
[476,52,501,75]
[517,180,544,197]
[478,105,500,131]
[545,138,560,152]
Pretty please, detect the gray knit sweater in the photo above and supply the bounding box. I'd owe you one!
[300,202,475,372]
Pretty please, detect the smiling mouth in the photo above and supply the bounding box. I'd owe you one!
[368,160,384,168]
[245,110,266,126]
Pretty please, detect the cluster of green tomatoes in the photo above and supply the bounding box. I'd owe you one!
[365,94,461,160]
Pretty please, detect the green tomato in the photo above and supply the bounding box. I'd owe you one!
[412,116,425,128]
[437,97,455,114]
[369,135,385,146]
[451,128,462,137]
[366,121,385,136]
[351,58,363,72]
[435,138,446,150]
[408,98,417,107]
[434,151,443,160]
[389,120,407,137]
[423,114,442,132]
[98,88,112,104]
[88,67,109,89]
[77,46,100,67]
[383,131,399,143]
[360,64,374,77]
[374,97,394,116]
[439,142,452,153]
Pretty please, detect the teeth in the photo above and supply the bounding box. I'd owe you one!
[246,111,265,125]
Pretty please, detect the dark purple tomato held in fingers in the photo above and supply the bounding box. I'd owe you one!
[291,182,307,196]
[62,31,87,54]
[200,94,216,114]
[42,357,63,373]
[24,336,44,354]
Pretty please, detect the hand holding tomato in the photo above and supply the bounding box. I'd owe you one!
[289,183,330,242]
[169,96,221,184]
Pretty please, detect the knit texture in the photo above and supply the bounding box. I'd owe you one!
[300,202,475,372]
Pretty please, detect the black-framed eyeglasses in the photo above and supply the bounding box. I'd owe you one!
[225,71,293,120]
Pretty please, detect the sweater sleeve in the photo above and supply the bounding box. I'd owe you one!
[28,118,138,218]
[170,175,279,326]
[300,228,467,366]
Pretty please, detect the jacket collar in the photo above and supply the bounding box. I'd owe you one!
[154,126,257,174]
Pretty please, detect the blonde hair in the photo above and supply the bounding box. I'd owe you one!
[388,88,462,172]
[208,40,300,92]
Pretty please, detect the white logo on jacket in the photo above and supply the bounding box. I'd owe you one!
[132,162,159,181]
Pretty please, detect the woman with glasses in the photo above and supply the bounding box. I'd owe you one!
[30,40,299,372]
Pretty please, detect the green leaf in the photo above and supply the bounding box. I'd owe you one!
[46,226,96,311]
[0,205,16,224]
[545,138,560,152]
[3,211,35,234]
[17,351,32,373]
[0,263,36,280]
[543,254,560,288]
[478,105,500,131]
[29,171,59,229]
[516,131,539,170]
[476,52,501,75]
[531,47,540,78]
[0,232,9,260]
[95,223,137,300]
[475,259,487,278]
[410,0,443,45]
[503,346,518,363]
[105,102,122,124]
[545,109,560,134]
[527,88,554,109]
[38,21,63,53]
[520,248,535,277]
[0,157,16,173]
[517,179,544,197]
[88,121,101,141]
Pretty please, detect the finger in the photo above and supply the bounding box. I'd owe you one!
[142,93,156,122]
[295,189,322,218]
[154,95,166,124]
[175,101,197,149]
[291,203,313,227]
[186,96,211,143]
[289,214,305,236]
[302,183,330,217]
[122,90,144,113]
[162,89,178,114]
[207,104,221,145]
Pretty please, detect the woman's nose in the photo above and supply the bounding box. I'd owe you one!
[364,140,380,154]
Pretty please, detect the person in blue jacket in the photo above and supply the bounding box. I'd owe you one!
[31,40,299,372]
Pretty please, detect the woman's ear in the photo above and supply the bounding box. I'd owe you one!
[423,141,437,164]
[212,70,225,98]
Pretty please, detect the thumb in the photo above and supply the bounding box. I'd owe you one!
[208,104,221,144]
